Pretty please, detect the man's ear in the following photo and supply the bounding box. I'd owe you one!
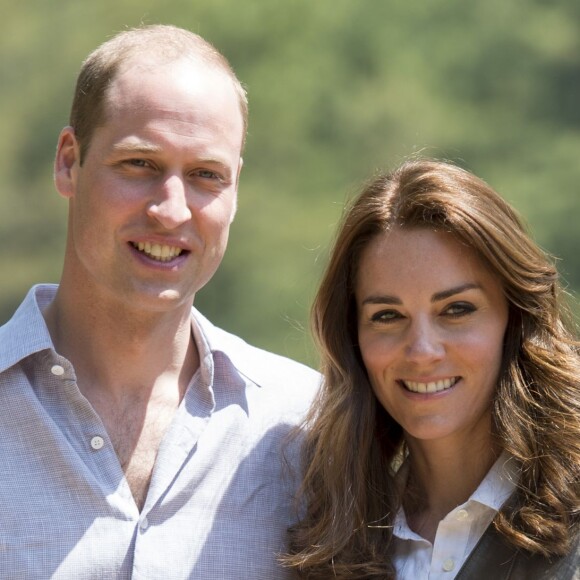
[54,126,81,199]
[229,156,243,224]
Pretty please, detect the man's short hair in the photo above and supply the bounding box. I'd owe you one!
[69,24,248,162]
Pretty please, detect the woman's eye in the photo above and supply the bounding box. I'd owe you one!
[444,302,476,317]
[370,310,402,323]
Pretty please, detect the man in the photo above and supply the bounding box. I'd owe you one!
[0,25,318,578]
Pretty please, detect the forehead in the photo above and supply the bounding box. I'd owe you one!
[102,57,244,142]
[356,227,500,294]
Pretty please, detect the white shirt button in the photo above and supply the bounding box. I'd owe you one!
[456,508,469,520]
[140,516,149,531]
[51,365,65,376]
[90,436,104,450]
[442,558,455,572]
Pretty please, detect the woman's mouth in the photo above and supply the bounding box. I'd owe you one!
[400,377,460,394]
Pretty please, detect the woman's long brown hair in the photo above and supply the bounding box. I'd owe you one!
[283,159,580,578]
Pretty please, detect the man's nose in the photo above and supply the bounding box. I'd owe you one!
[404,318,445,364]
[146,175,192,229]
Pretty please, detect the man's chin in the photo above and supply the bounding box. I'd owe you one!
[157,289,183,302]
[116,285,195,314]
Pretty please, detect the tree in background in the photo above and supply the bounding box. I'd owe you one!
[1,0,579,364]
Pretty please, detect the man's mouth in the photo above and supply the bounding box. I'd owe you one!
[131,242,185,262]
[401,377,460,394]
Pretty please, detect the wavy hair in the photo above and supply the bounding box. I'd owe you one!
[283,159,580,578]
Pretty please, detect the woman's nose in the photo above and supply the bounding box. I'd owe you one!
[404,318,445,364]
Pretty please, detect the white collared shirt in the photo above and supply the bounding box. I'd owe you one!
[391,452,519,580]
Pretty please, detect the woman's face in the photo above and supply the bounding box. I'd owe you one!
[355,228,508,449]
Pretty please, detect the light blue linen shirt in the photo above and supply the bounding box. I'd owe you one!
[0,284,319,579]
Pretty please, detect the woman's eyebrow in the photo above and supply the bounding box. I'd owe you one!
[432,283,481,303]
[361,294,402,306]
[360,283,482,307]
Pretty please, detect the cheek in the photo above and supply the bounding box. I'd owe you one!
[456,326,506,384]
[366,369,398,421]
[75,174,136,220]
[358,333,398,380]
[197,196,236,231]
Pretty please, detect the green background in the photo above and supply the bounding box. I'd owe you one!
[2,0,579,366]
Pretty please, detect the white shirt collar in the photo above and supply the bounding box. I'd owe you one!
[393,450,518,541]
[470,450,519,511]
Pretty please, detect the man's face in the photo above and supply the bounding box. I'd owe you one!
[55,57,244,314]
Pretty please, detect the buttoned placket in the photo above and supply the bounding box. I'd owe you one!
[130,364,216,579]
[131,314,217,578]
[430,506,473,578]
[45,353,137,511]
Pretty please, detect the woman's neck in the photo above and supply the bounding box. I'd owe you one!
[403,433,499,542]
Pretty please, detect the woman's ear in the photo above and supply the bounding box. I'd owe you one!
[54,126,81,199]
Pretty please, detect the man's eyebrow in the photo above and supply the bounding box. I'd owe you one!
[111,143,233,171]
[432,283,481,302]
[112,142,162,154]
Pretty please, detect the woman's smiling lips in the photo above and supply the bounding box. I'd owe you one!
[399,377,460,394]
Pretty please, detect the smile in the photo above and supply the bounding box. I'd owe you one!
[401,377,459,394]
[132,242,184,262]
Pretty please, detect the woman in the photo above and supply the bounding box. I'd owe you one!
[283,159,580,578]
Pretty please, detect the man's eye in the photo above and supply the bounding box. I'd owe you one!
[126,159,151,168]
[196,169,219,180]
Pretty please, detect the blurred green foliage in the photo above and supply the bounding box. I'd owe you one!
[1,0,579,366]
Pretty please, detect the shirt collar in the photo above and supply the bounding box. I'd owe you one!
[0,284,57,373]
[470,450,519,512]
[0,284,284,392]
[0,285,230,378]
[190,306,294,390]
[393,450,518,541]
[190,308,216,394]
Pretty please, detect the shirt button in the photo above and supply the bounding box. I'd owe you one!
[456,509,469,520]
[90,436,104,450]
[51,365,65,376]
[442,558,455,572]
[140,516,149,531]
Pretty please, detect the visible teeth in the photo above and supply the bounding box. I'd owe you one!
[403,378,458,393]
[133,242,183,262]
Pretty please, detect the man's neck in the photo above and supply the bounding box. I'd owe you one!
[42,285,199,400]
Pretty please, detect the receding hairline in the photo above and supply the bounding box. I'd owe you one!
[107,50,245,109]
[89,24,247,116]
[69,24,249,159]
[85,24,235,72]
